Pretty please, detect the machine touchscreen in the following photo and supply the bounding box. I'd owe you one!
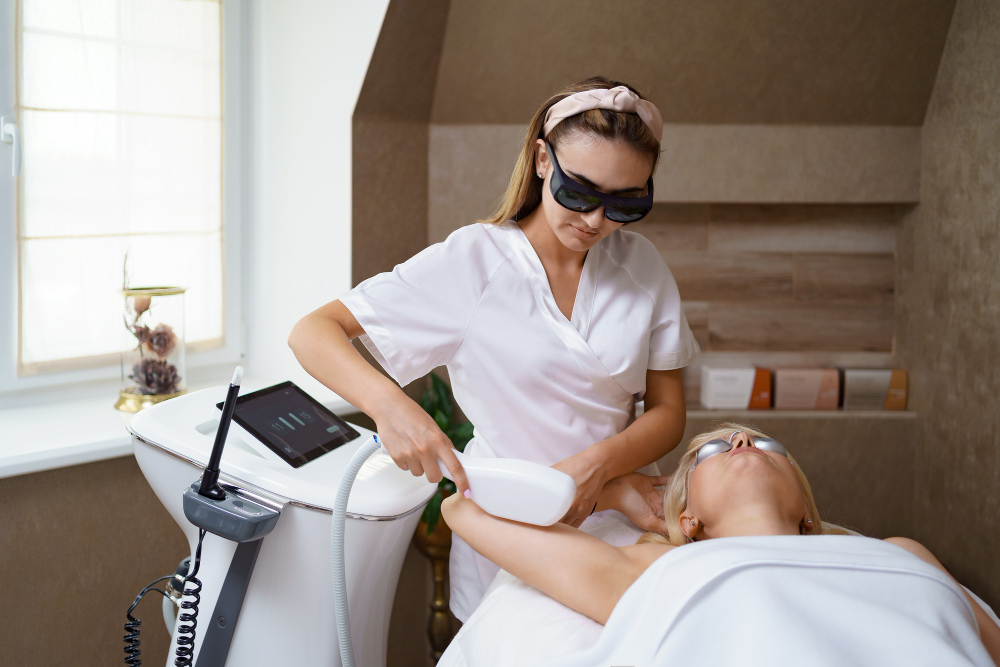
[219,381,360,468]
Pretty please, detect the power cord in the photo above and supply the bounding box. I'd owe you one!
[123,529,207,666]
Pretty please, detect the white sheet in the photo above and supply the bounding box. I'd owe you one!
[440,531,996,667]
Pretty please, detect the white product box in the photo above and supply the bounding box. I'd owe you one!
[700,366,757,410]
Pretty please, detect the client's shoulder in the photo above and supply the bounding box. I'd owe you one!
[883,536,953,576]
[620,541,675,572]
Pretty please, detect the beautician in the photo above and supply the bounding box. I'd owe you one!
[288,76,699,621]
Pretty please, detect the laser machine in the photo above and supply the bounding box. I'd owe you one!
[126,369,576,666]
[127,371,436,666]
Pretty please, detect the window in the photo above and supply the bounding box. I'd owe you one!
[0,0,242,390]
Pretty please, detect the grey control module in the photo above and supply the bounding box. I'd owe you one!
[182,481,281,542]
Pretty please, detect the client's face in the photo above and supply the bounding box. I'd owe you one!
[685,432,808,538]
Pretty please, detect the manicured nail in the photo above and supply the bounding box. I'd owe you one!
[464,489,472,499]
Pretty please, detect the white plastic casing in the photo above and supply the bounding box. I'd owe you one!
[129,386,435,517]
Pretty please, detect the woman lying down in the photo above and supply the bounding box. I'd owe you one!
[439,424,1000,667]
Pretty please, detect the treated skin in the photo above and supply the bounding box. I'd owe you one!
[288,131,687,533]
[441,432,1000,666]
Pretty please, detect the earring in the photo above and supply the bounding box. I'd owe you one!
[537,172,543,178]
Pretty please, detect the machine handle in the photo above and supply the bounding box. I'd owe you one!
[1,116,21,178]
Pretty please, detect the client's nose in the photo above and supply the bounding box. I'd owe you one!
[731,432,754,449]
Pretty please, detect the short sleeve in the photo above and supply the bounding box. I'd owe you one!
[640,244,700,371]
[338,224,502,387]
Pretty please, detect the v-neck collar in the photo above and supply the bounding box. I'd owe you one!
[509,220,601,338]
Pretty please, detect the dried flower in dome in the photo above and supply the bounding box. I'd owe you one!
[131,324,151,348]
[130,357,180,395]
[145,324,178,358]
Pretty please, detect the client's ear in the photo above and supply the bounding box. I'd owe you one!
[679,512,702,541]
[799,515,816,534]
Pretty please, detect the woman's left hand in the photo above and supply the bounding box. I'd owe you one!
[603,472,671,535]
[552,450,608,528]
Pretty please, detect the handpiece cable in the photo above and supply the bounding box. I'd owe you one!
[123,528,207,666]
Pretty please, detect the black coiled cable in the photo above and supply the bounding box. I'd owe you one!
[124,575,172,666]
[122,529,206,666]
[173,529,207,667]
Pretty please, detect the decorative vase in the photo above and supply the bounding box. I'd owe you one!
[413,498,455,663]
[115,286,187,412]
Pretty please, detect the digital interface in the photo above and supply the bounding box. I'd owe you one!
[219,381,360,468]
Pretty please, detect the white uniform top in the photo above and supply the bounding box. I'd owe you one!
[339,220,699,620]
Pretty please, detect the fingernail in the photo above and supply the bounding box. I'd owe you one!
[464,489,471,499]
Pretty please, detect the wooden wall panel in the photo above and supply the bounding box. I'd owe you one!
[665,251,794,302]
[794,254,896,304]
[636,205,710,251]
[708,204,900,253]
[707,303,895,352]
[644,203,901,363]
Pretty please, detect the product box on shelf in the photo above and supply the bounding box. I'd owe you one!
[701,366,772,410]
[773,368,840,410]
[841,369,908,410]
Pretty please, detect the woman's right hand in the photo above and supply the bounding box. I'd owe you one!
[374,395,470,495]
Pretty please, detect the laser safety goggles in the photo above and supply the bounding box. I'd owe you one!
[546,141,654,223]
[691,433,790,470]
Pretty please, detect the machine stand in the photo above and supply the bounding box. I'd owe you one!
[196,539,265,667]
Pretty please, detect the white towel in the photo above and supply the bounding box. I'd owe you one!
[442,534,994,667]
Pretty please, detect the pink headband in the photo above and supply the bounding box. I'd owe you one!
[542,86,663,143]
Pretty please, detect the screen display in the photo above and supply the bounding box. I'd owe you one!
[219,381,361,468]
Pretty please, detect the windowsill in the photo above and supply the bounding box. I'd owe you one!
[0,374,356,480]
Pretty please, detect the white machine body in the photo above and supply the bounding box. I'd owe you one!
[130,386,437,666]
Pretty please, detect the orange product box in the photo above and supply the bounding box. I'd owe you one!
[748,368,772,409]
[841,369,908,410]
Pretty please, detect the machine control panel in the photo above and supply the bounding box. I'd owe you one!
[219,381,361,468]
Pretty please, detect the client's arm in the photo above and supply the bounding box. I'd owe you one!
[885,537,1000,664]
[442,494,670,624]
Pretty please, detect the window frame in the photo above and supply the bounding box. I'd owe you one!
[0,0,245,402]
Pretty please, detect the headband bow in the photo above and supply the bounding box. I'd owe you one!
[542,85,663,143]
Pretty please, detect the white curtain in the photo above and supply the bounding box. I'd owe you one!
[18,0,223,370]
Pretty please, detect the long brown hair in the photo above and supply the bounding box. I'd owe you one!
[480,76,662,224]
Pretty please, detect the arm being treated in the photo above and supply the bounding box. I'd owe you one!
[288,300,470,492]
[441,494,662,624]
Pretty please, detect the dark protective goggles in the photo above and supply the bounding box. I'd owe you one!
[546,141,654,223]
[691,433,790,469]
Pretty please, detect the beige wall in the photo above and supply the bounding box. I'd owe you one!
[894,0,1000,608]
[0,441,441,667]
[431,0,956,126]
[0,457,188,666]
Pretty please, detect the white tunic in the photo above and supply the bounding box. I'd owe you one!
[338,220,699,620]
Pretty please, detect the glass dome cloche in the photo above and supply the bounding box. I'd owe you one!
[115,286,187,412]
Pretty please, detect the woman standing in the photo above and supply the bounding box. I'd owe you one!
[288,76,699,621]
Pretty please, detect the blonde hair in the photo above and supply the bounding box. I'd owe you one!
[479,76,661,225]
[637,422,853,546]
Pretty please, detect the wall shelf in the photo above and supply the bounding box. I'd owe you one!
[685,409,917,420]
